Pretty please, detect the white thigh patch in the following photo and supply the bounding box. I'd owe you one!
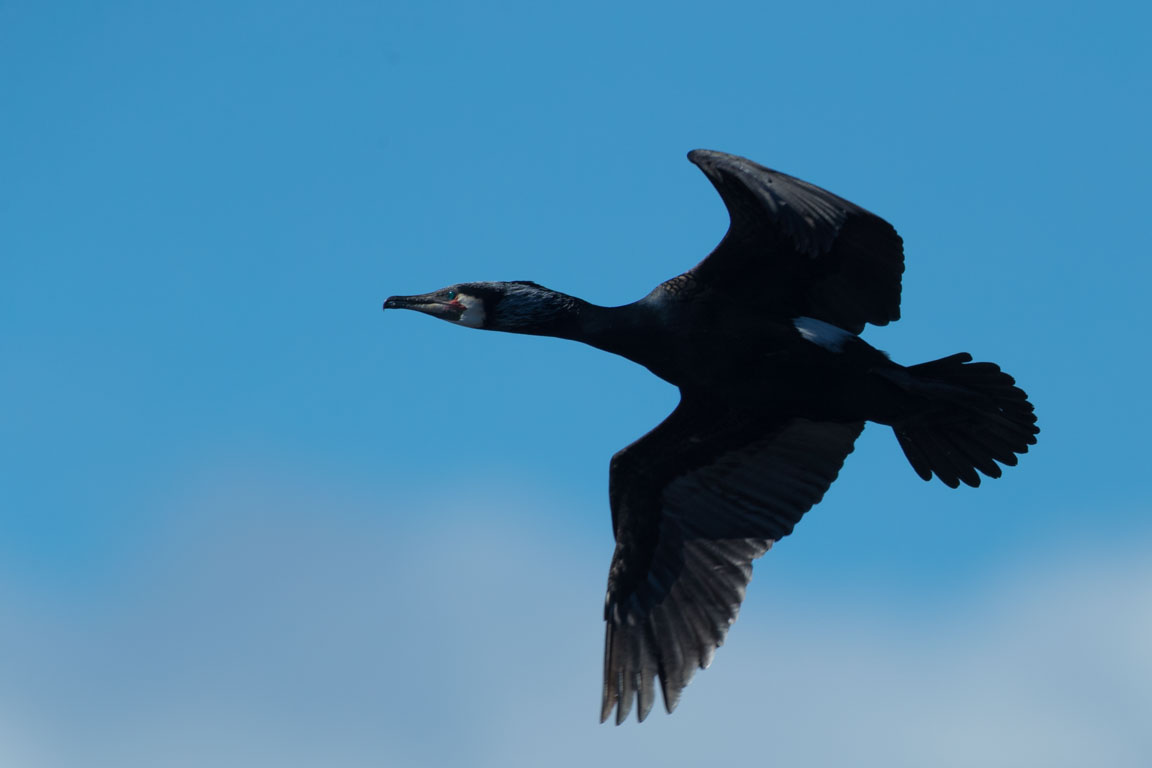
[793,316,855,352]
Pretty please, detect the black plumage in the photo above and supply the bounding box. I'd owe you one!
[382,149,1039,724]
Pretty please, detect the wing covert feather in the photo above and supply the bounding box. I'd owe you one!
[685,149,904,333]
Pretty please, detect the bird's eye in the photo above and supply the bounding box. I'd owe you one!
[441,290,457,300]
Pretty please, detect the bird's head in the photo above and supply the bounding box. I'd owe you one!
[383,283,489,328]
[383,281,582,335]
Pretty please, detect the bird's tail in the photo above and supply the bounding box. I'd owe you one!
[888,353,1038,488]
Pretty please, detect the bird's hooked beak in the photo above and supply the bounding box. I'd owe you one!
[382,291,465,322]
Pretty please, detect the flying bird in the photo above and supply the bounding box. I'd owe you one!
[382,150,1038,724]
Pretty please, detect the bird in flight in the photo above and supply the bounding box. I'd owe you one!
[383,149,1038,724]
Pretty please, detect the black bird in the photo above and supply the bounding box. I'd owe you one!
[383,150,1038,724]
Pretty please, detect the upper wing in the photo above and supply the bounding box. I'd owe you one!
[601,396,863,724]
[685,149,904,333]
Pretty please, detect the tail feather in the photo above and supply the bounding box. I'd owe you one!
[892,353,1038,488]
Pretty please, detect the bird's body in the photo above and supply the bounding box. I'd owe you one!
[510,284,901,424]
[383,150,1038,724]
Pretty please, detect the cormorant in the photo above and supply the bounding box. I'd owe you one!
[382,149,1039,724]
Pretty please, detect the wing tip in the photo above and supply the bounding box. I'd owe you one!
[687,148,729,173]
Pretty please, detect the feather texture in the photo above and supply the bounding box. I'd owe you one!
[602,398,863,723]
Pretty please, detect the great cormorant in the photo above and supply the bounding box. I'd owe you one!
[382,149,1039,724]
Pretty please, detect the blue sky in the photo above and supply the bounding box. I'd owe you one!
[1,1,1150,765]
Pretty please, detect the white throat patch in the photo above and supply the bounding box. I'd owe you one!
[793,316,855,352]
[457,294,486,328]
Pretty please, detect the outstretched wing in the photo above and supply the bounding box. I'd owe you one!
[685,149,904,333]
[601,396,863,724]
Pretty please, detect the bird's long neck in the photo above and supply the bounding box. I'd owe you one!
[494,288,673,379]
[574,302,651,353]
[547,299,673,379]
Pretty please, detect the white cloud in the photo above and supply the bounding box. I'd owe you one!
[1,477,1148,768]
